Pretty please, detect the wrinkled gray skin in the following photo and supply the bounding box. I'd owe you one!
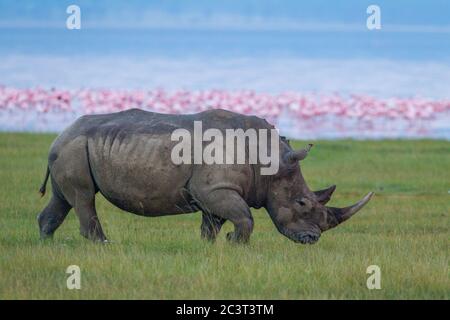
[38,109,373,244]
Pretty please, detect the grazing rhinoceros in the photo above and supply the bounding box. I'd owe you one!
[37,108,373,244]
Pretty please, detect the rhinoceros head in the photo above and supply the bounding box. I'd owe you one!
[265,141,373,244]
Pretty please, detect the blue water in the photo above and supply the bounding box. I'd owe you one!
[1,28,449,61]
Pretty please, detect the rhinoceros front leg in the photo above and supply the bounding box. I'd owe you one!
[199,189,254,244]
[200,213,226,242]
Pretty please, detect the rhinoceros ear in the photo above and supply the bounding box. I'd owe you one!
[285,144,313,163]
[280,136,290,145]
[314,185,336,204]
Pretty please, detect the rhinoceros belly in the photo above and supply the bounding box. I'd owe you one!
[87,131,194,216]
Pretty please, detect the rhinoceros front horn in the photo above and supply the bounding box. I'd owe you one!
[328,192,374,223]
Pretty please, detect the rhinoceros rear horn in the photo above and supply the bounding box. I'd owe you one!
[328,192,374,223]
[285,144,313,163]
[314,185,336,204]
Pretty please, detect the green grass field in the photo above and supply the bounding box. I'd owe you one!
[0,132,448,299]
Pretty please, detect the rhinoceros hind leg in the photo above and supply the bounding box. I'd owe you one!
[72,194,107,242]
[199,190,253,244]
[38,193,72,239]
[200,213,226,242]
[51,137,107,242]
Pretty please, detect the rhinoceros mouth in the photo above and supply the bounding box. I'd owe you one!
[295,232,320,244]
[282,229,320,244]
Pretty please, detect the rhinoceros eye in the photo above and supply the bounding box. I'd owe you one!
[297,199,306,206]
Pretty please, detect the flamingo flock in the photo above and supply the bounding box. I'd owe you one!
[1,86,449,137]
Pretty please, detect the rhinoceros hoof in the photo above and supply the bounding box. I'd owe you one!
[226,232,249,244]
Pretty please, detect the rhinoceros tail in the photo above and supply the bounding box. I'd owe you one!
[39,166,50,197]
